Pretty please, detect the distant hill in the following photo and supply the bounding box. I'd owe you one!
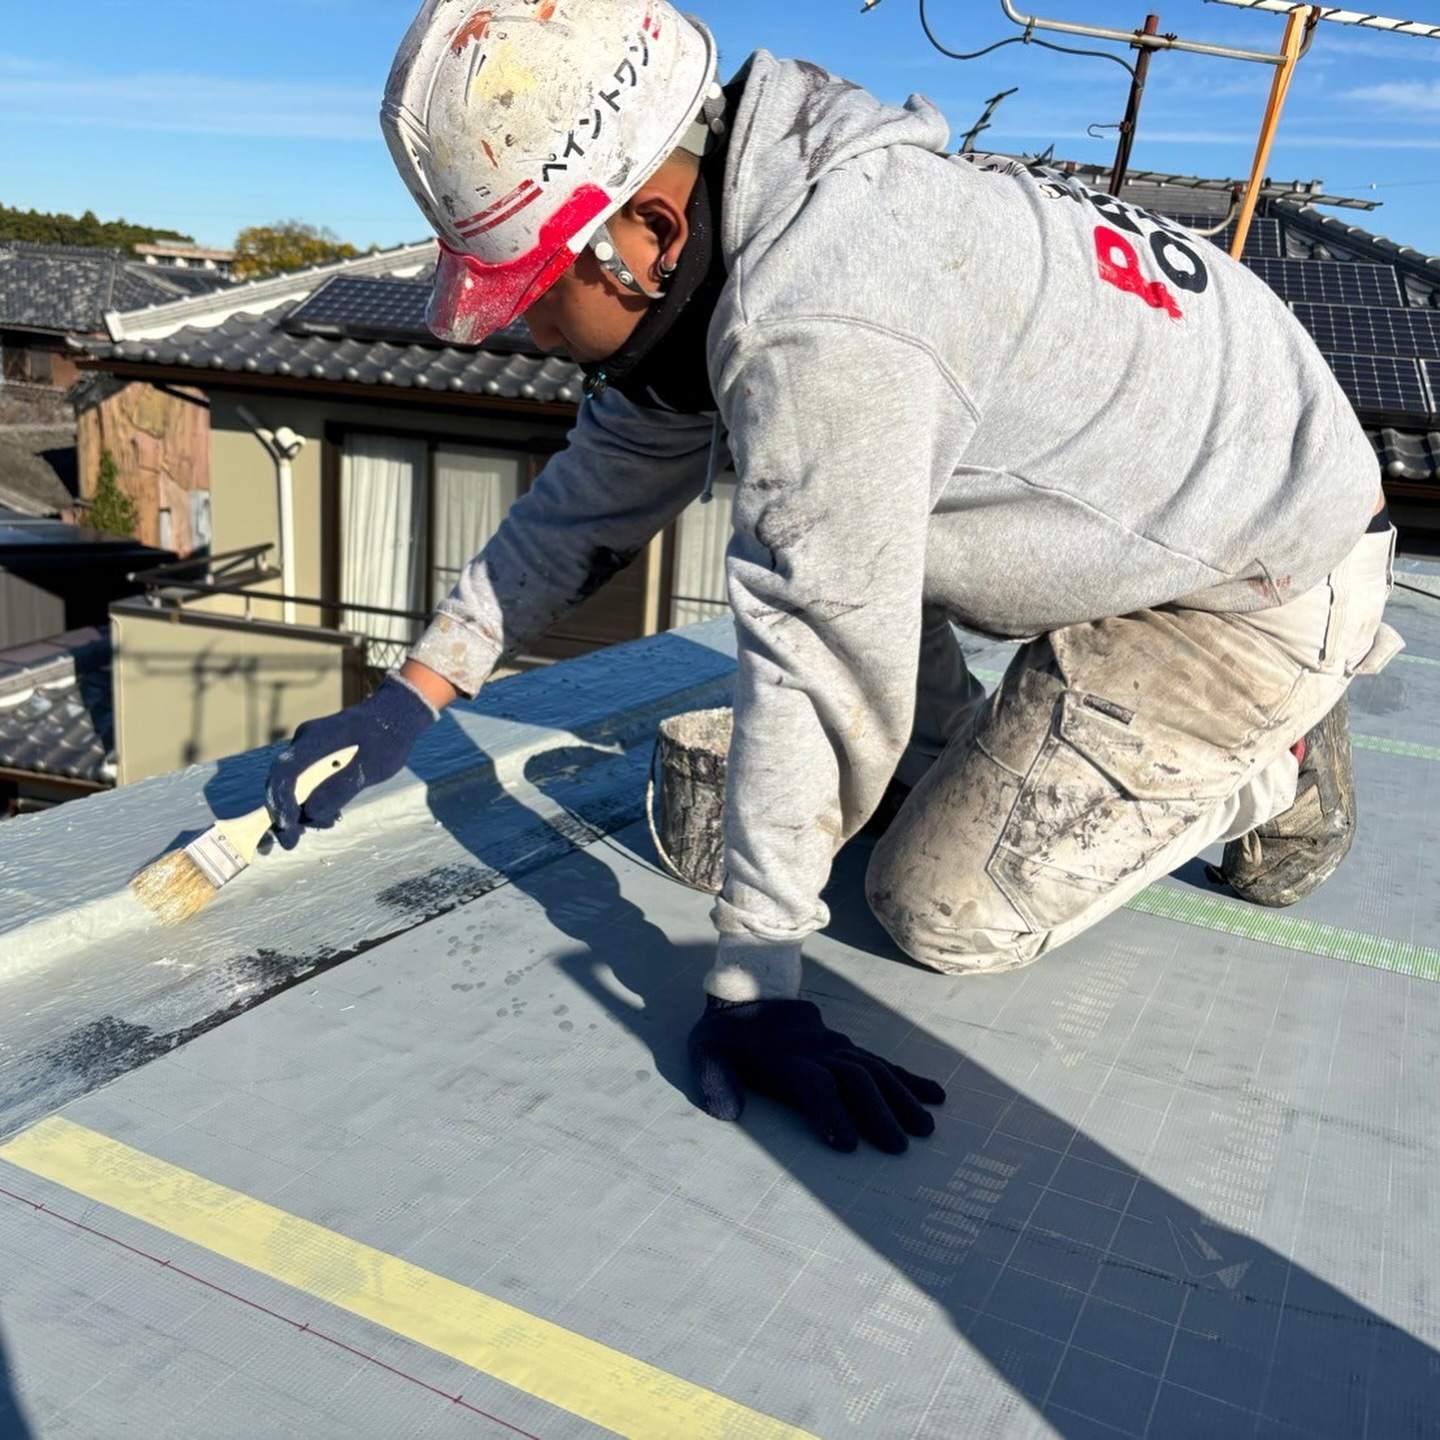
[0,204,195,254]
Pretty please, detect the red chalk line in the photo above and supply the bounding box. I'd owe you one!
[0,1181,541,1439]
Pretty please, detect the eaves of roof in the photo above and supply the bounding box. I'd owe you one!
[1275,200,1440,302]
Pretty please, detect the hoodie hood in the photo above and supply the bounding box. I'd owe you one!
[719,53,952,262]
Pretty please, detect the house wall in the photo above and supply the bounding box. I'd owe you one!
[111,595,365,786]
[75,379,210,555]
[205,390,657,665]
[0,570,66,650]
[208,391,565,606]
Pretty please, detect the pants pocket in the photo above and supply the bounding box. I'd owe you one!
[986,691,1211,934]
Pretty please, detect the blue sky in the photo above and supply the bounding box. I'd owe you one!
[2,0,1439,255]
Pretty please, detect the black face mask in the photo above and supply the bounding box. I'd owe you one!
[579,121,731,415]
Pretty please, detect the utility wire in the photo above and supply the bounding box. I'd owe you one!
[917,0,1138,79]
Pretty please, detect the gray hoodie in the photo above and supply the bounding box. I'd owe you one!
[411,51,1379,1000]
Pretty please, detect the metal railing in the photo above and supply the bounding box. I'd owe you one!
[127,543,430,683]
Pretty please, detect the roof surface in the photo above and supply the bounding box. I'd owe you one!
[0,582,1437,1436]
[0,513,166,558]
[0,626,113,784]
[0,425,76,516]
[101,292,585,403]
[0,242,234,335]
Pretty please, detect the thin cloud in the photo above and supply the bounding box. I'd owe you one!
[1344,79,1440,113]
[0,64,378,140]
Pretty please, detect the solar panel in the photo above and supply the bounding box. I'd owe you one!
[282,275,540,352]
[1164,214,1282,260]
[1292,303,1440,360]
[284,276,433,343]
[1321,352,1431,420]
[1250,258,1403,308]
[1420,360,1440,421]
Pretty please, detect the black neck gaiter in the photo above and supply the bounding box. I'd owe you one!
[579,126,731,415]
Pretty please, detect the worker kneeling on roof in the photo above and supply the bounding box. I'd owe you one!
[266,0,1403,1155]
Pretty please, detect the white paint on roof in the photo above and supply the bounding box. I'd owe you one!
[0,620,737,1137]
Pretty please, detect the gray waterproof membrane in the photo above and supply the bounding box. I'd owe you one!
[0,579,1437,1439]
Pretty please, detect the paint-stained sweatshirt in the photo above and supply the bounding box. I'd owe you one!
[409,50,1379,1001]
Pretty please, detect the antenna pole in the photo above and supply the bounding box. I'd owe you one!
[1230,5,1313,258]
[1109,15,1160,195]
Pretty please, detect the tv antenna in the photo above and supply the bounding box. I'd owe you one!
[866,1,1439,257]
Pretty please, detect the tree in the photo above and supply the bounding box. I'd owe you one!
[230,221,361,279]
[0,203,194,252]
[87,450,139,539]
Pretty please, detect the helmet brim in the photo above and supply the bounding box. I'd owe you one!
[425,181,616,346]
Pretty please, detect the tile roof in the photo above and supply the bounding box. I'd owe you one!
[0,626,113,784]
[0,242,233,336]
[0,425,76,516]
[1372,427,1440,483]
[104,240,439,343]
[96,275,585,404]
[84,177,1440,475]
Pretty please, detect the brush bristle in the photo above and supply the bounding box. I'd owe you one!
[131,847,221,925]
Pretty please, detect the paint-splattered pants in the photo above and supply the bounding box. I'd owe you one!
[866,524,1401,973]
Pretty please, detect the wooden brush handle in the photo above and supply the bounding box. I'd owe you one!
[218,745,361,863]
[293,745,360,806]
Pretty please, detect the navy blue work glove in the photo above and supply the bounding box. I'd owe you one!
[689,998,945,1153]
[265,675,438,850]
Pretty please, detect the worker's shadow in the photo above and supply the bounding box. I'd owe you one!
[0,1326,33,1440]
[423,739,1439,1439]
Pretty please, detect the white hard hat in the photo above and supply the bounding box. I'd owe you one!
[382,0,719,345]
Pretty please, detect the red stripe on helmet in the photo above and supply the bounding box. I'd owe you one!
[454,179,540,235]
[458,182,543,238]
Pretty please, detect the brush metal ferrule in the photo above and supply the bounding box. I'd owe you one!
[185,829,249,888]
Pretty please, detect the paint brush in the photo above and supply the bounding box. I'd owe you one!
[130,746,359,925]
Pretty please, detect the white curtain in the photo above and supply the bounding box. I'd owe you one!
[670,472,736,628]
[341,434,428,644]
[431,445,522,608]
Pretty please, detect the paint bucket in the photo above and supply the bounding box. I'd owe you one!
[646,707,731,894]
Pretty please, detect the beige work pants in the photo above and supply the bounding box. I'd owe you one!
[866,526,1401,973]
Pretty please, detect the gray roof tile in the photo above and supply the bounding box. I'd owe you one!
[0,426,76,516]
[95,276,584,404]
[0,242,231,336]
[1370,427,1440,485]
[0,627,113,784]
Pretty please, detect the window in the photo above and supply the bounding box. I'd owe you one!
[430,445,522,607]
[336,432,525,659]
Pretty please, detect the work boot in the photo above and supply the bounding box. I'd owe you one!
[1219,694,1356,907]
